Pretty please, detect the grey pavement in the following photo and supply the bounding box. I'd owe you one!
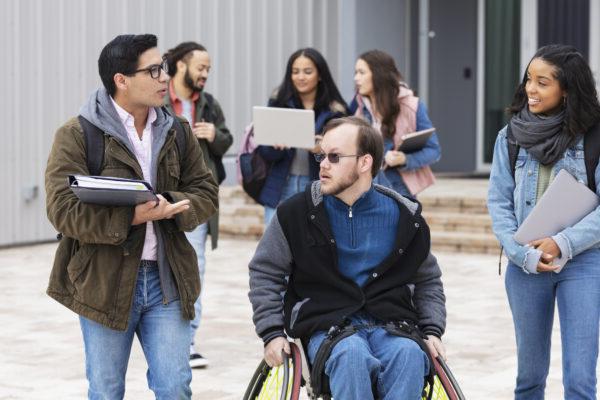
[0,239,592,399]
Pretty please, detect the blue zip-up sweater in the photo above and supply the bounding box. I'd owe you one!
[324,186,399,286]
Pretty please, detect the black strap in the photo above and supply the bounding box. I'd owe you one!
[77,114,187,176]
[203,92,215,122]
[583,123,600,194]
[78,115,105,176]
[309,321,434,399]
[506,124,520,181]
[507,122,600,192]
[172,117,187,160]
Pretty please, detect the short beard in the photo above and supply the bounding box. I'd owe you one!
[184,70,203,93]
[321,170,359,196]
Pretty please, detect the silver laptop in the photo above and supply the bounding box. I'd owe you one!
[514,169,599,270]
[253,106,315,149]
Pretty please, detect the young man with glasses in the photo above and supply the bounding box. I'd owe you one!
[45,34,218,399]
[249,116,447,399]
[163,41,233,369]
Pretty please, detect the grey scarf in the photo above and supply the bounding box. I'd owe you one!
[509,107,572,165]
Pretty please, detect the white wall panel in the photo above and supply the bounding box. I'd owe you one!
[0,0,341,246]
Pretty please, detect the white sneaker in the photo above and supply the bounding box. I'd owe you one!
[189,352,209,368]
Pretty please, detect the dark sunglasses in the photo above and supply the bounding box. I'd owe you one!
[314,152,363,163]
[129,59,169,79]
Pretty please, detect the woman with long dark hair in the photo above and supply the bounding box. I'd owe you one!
[488,44,600,398]
[258,48,347,224]
[351,50,440,198]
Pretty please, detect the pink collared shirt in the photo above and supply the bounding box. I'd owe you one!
[111,98,158,261]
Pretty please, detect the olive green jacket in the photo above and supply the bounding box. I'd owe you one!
[45,113,218,331]
[163,90,233,249]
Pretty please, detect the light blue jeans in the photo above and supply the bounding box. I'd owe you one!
[79,261,192,400]
[505,249,600,400]
[264,174,311,225]
[307,314,429,399]
[185,222,208,349]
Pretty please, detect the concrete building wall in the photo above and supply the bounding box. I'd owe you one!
[0,0,341,246]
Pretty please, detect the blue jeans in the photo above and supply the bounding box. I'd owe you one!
[264,174,311,225]
[185,222,208,349]
[79,261,192,400]
[307,314,429,399]
[505,250,600,400]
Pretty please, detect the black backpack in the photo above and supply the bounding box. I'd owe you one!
[77,114,187,176]
[506,123,600,193]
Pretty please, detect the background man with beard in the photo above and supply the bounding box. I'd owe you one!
[248,116,447,399]
[164,41,233,369]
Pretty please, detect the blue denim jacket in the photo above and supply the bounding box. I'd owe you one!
[487,126,600,273]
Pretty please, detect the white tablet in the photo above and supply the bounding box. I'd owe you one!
[253,106,315,149]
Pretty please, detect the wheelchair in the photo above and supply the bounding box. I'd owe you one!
[243,338,465,400]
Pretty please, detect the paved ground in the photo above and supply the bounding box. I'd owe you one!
[0,239,593,399]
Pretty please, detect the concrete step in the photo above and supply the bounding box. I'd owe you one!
[423,211,493,234]
[431,231,500,255]
[420,195,489,215]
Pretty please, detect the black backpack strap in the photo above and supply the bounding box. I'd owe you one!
[583,123,600,193]
[203,92,215,122]
[172,117,187,162]
[78,115,105,176]
[506,123,520,179]
[309,324,358,397]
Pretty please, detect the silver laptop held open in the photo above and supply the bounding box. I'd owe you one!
[252,106,315,149]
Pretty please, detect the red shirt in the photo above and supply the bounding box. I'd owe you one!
[168,80,200,122]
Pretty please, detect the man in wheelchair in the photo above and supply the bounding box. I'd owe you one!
[248,116,447,399]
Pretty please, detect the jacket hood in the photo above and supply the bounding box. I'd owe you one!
[309,181,420,215]
[79,87,174,157]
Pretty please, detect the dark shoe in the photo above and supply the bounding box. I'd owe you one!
[189,352,209,368]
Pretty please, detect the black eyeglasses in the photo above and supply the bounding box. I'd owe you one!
[314,152,363,163]
[130,59,169,79]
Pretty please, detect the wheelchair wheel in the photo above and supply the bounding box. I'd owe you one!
[243,342,303,400]
[422,356,466,400]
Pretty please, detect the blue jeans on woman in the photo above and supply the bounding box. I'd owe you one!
[79,261,192,400]
[307,313,429,399]
[264,174,311,225]
[505,249,600,400]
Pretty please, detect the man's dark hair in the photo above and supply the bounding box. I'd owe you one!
[509,44,600,138]
[322,116,383,178]
[163,42,207,78]
[98,34,158,96]
[273,47,348,113]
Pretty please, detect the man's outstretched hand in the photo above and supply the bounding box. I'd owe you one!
[132,194,190,225]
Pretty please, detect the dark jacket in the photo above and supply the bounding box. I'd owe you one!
[45,94,219,331]
[257,98,346,208]
[164,90,233,249]
[248,182,446,343]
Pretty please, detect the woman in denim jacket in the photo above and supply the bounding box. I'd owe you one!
[488,44,600,399]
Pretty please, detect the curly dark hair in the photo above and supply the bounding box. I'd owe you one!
[509,44,600,137]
